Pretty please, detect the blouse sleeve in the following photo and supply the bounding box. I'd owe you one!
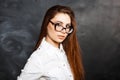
[17,50,43,80]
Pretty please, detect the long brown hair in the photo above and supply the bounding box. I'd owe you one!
[35,5,85,80]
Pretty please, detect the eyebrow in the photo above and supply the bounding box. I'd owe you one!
[55,21,71,25]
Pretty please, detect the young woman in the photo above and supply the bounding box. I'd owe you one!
[18,5,84,80]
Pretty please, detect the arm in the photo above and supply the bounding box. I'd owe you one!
[17,50,43,80]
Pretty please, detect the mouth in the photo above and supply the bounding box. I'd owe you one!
[57,35,65,40]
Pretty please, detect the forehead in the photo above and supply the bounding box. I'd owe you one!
[52,13,71,24]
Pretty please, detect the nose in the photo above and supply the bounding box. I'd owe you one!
[61,28,66,34]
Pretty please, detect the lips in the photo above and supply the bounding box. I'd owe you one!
[57,35,65,39]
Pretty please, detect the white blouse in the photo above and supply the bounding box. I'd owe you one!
[17,37,73,80]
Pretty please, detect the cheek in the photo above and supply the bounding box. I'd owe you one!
[65,34,68,38]
[47,25,56,35]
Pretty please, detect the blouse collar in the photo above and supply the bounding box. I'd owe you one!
[38,37,64,52]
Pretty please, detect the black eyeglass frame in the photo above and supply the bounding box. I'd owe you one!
[49,20,73,34]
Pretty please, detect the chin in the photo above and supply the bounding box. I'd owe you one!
[57,39,64,43]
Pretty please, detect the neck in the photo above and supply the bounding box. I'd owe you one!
[45,36,59,48]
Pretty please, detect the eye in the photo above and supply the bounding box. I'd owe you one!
[66,24,71,28]
[55,23,62,27]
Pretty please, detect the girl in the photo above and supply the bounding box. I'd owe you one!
[18,5,84,80]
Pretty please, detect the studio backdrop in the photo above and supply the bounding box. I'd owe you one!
[0,0,120,80]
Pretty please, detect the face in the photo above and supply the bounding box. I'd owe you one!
[46,13,71,47]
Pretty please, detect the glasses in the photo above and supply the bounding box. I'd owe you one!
[49,20,73,34]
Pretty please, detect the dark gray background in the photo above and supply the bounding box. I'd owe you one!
[0,0,120,80]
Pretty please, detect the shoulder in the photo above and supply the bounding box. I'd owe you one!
[29,48,46,60]
[28,47,49,63]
